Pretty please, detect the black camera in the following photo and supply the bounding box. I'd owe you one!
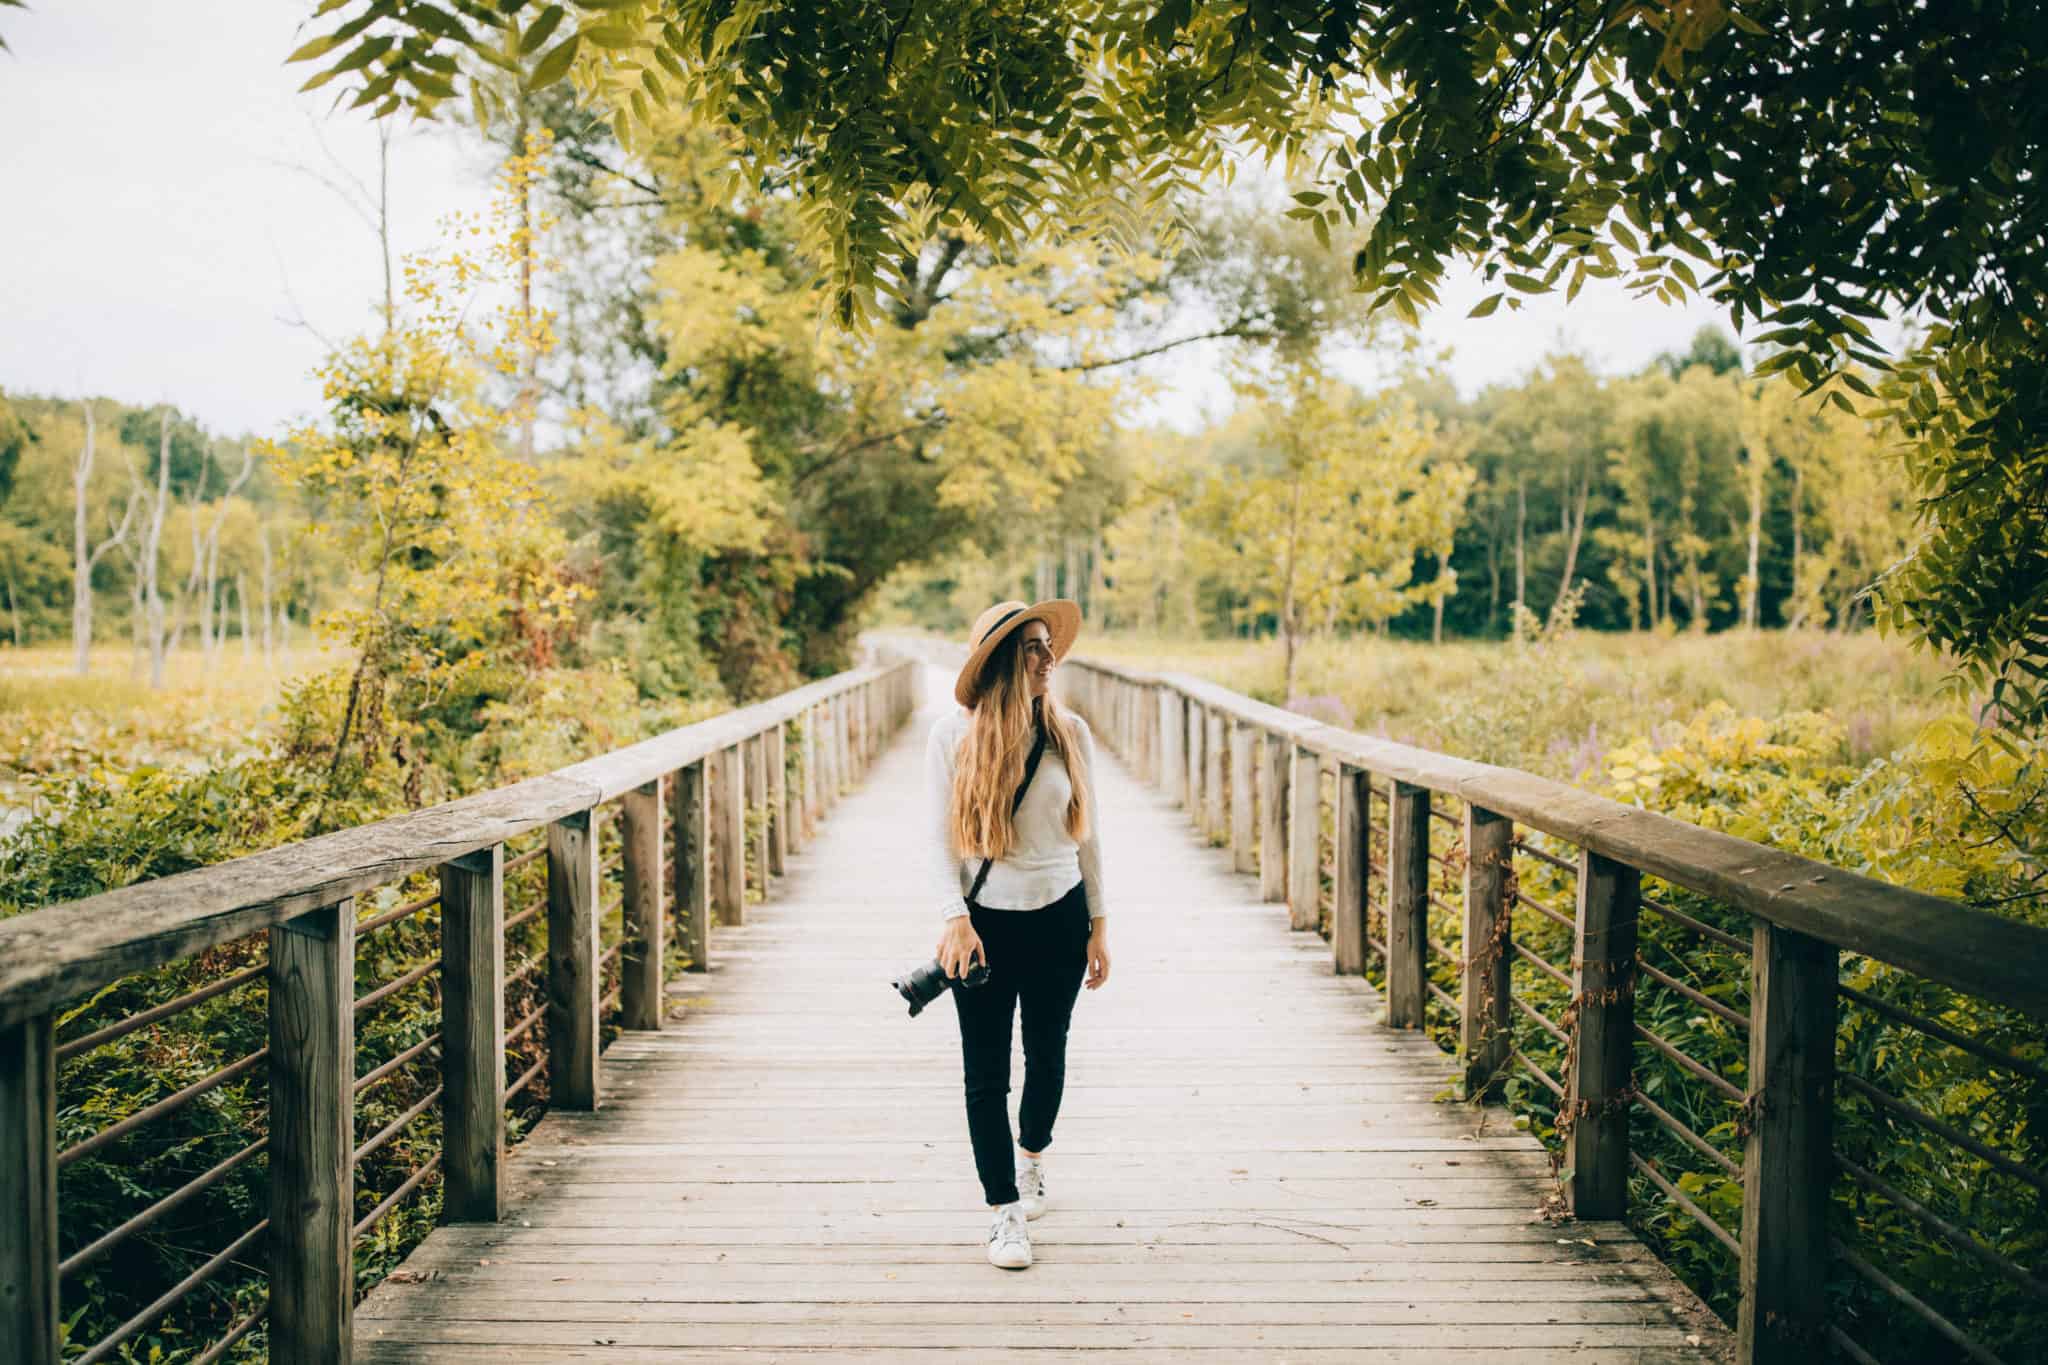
[892,958,991,1016]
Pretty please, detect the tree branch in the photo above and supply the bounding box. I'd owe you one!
[1058,323,1273,373]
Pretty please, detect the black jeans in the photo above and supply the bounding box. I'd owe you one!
[952,881,1090,1206]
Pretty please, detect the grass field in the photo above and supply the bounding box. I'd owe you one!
[1080,628,1954,780]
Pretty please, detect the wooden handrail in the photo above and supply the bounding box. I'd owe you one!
[1070,659,2048,1021]
[0,662,904,1032]
[0,654,921,1365]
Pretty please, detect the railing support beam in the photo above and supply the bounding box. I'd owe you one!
[712,745,746,924]
[440,847,504,1221]
[268,898,354,1363]
[1258,734,1287,903]
[1203,710,1225,843]
[1739,922,1836,1362]
[1461,807,1513,1100]
[1566,850,1639,1219]
[1287,746,1320,932]
[1386,781,1430,1027]
[1158,688,1184,804]
[1333,767,1369,975]
[672,760,711,972]
[0,1013,56,1365]
[1229,723,1255,874]
[620,780,665,1031]
[547,812,600,1111]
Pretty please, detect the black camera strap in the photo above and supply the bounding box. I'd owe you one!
[965,726,1048,910]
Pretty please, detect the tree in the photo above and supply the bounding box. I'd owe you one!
[71,401,137,672]
[1193,372,1470,697]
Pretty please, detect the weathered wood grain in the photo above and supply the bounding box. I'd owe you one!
[1258,733,1287,903]
[270,899,354,1364]
[1229,724,1255,874]
[1203,709,1225,843]
[0,1013,55,1365]
[546,814,600,1111]
[1385,781,1430,1029]
[670,761,709,973]
[1738,923,1836,1362]
[619,781,664,1032]
[1288,744,1320,933]
[439,847,504,1220]
[1462,806,1513,1101]
[711,745,745,926]
[1567,851,1639,1220]
[1158,686,1184,803]
[1332,767,1368,976]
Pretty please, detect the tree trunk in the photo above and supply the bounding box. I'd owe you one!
[1551,471,1590,620]
[73,402,95,674]
[1644,517,1659,630]
[238,574,252,659]
[1513,475,1527,613]
[1432,549,1448,645]
[1743,461,1764,630]
[144,414,171,688]
[260,523,275,668]
[1788,464,1806,629]
[4,568,19,647]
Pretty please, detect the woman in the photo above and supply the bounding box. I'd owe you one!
[927,599,1112,1270]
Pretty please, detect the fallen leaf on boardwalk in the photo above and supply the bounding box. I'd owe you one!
[1414,1198,1437,1207]
[385,1269,434,1284]
[1686,1335,1703,1347]
[477,1259,491,1266]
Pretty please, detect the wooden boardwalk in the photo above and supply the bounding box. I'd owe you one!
[356,669,1725,1363]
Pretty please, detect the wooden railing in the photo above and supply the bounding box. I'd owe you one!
[1057,656,2048,1365]
[0,656,920,1364]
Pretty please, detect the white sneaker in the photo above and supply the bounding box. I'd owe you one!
[1015,1157,1046,1220]
[986,1202,1032,1269]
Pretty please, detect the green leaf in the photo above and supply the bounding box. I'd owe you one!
[525,31,580,89]
[518,4,564,53]
[1467,292,1504,319]
[285,31,349,64]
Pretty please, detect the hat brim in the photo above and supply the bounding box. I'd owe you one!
[954,599,1082,708]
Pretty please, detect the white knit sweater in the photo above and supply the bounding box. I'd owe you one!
[926,707,1107,924]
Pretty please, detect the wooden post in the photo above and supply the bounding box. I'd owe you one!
[1332,768,1369,975]
[714,745,747,922]
[779,721,802,857]
[0,1014,56,1365]
[1258,734,1287,903]
[547,812,600,1110]
[801,709,819,835]
[768,724,789,874]
[1159,689,1185,803]
[620,780,665,1031]
[746,733,769,895]
[672,760,710,972]
[1186,702,1205,826]
[268,898,354,1363]
[1287,745,1320,932]
[1385,781,1431,1028]
[1204,710,1225,843]
[439,847,504,1221]
[1229,723,1255,874]
[833,697,850,798]
[1461,807,1513,1100]
[1565,850,1639,1219]
[1739,922,1837,1361]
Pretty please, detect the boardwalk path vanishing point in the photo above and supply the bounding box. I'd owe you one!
[355,666,1726,1363]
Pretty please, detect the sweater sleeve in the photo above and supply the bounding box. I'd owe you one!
[1075,718,1108,924]
[927,717,971,922]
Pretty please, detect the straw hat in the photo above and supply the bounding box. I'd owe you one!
[955,599,1082,707]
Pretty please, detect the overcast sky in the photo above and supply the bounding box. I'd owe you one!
[2,1,1736,440]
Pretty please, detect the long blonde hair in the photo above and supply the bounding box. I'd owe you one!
[948,629,1091,859]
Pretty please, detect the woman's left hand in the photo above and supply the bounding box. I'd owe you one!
[1084,922,1110,991]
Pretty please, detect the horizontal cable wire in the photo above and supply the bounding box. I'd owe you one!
[1837,982,2048,1088]
[353,1151,444,1242]
[354,956,442,1015]
[60,1047,268,1168]
[56,962,268,1064]
[1834,1239,2006,1365]
[1837,1154,2048,1299]
[1640,895,1749,954]
[1634,1088,1740,1180]
[504,1054,546,1103]
[357,889,440,937]
[1511,838,1577,875]
[1633,1023,1746,1104]
[73,1220,267,1365]
[1839,1073,2048,1197]
[1635,955,1750,1030]
[1510,1046,1564,1097]
[354,1084,444,1166]
[60,1135,267,1279]
[1630,1152,1739,1256]
[354,1032,441,1097]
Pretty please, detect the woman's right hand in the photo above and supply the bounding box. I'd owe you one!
[936,916,986,979]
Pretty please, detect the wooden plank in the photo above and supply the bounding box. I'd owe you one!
[269,898,353,1364]
[1739,922,1836,1361]
[439,847,504,1221]
[547,813,600,1110]
[746,733,770,896]
[619,781,664,1031]
[1204,708,1226,842]
[1332,767,1368,975]
[799,706,818,835]
[1185,700,1205,830]
[1385,780,1430,1028]
[710,746,745,926]
[0,1014,55,1365]
[671,761,710,973]
[1288,744,1321,932]
[1230,722,1256,873]
[1461,805,1513,1101]
[1566,850,1638,1220]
